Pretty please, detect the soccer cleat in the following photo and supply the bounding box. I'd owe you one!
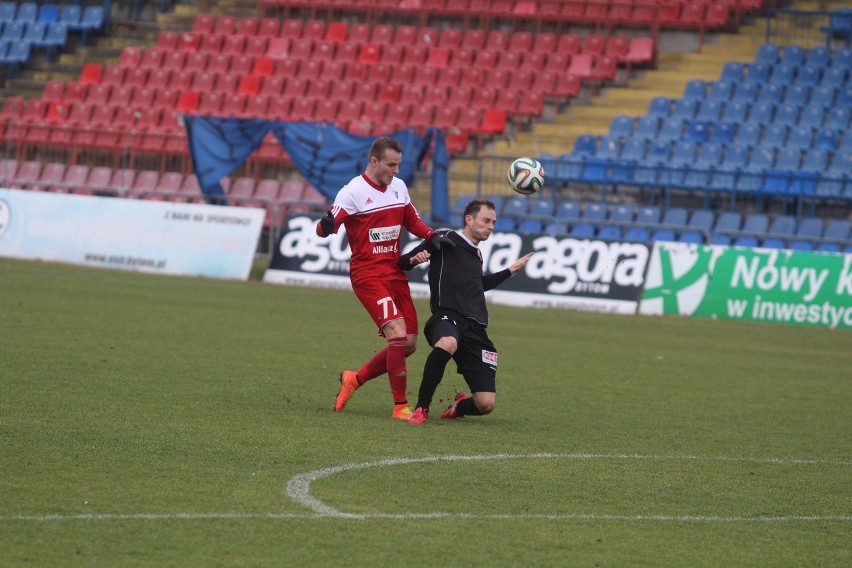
[407,407,429,424]
[391,404,413,420]
[440,391,469,419]
[334,371,360,412]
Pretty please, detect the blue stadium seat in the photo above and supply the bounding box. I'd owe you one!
[755,44,780,65]
[761,238,786,249]
[37,4,59,25]
[714,211,743,236]
[757,84,784,105]
[658,117,685,141]
[543,221,567,236]
[795,65,821,86]
[688,209,715,233]
[768,215,797,236]
[711,234,732,246]
[708,80,734,101]
[580,156,609,183]
[800,148,829,172]
[494,217,515,232]
[451,194,476,216]
[609,115,634,138]
[58,5,80,27]
[733,79,760,103]
[672,98,699,119]
[21,22,45,44]
[609,204,634,223]
[651,229,676,242]
[784,84,810,105]
[814,128,839,151]
[824,219,851,242]
[635,205,661,225]
[74,5,105,44]
[16,2,37,22]
[661,207,688,227]
[634,116,660,138]
[517,218,543,235]
[747,61,771,82]
[696,99,724,121]
[710,121,736,144]
[0,2,15,22]
[529,198,555,218]
[789,240,814,251]
[838,86,852,106]
[721,100,748,123]
[773,103,800,126]
[569,223,595,238]
[683,79,707,100]
[597,225,622,241]
[1,20,25,40]
[788,125,813,150]
[833,48,852,68]
[722,144,750,169]
[721,62,747,82]
[556,155,583,181]
[648,96,673,117]
[742,213,770,235]
[816,243,841,252]
[502,195,528,219]
[484,195,504,214]
[781,45,806,66]
[555,199,581,222]
[581,202,607,221]
[596,136,621,159]
[747,102,775,124]
[811,85,836,106]
[734,236,759,248]
[795,217,823,239]
[648,139,672,162]
[806,46,831,68]
[624,227,649,242]
[827,107,850,129]
[799,106,825,128]
[572,134,597,156]
[685,120,710,143]
[820,67,846,88]
[40,22,67,58]
[762,124,788,149]
[620,137,648,161]
[769,63,797,84]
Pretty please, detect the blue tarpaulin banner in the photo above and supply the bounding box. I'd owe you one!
[185,117,451,222]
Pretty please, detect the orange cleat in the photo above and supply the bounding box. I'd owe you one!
[334,371,360,412]
[407,407,429,424]
[440,391,469,419]
[391,404,413,420]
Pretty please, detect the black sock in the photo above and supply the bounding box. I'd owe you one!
[456,397,481,417]
[416,347,452,410]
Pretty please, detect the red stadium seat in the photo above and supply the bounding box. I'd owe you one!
[245,36,268,57]
[325,21,347,43]
[118,47,142,68]
[439,27,463,49]
[349,23,370,44]
[358,43,380,65]
[280,19,303,39]
[157,30,179,51]
[175,90,200,112]
[568,54,593,79]
[237,16,259,36]
[42,80,65,101]
[474,107,506,134]
[243,94,270,118]
[582,35,606,56]
[371,24,394,45]
[532,32,557,54]
[178,32,201,52]
[258,18,280,37]
[222,34,246,55]
[214,15,236,36]
[259,75,285,96]
[237,75,260,96]
[79,63,102,84]
[558,34,581,55]
[140,49,165,70]
[303,19,326,41]
[192,14,214,34]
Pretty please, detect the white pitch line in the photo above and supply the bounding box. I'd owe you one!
[284,453,852,518]
[3,453,850,523]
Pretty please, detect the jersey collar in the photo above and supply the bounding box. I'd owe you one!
[361,173,388,192]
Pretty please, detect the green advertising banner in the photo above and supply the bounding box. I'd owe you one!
[639,243,852,330]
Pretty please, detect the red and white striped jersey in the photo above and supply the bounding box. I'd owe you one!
[318,173,434,285]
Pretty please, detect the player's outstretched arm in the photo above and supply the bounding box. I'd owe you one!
[398,240,431,271]
[509,252,534,274]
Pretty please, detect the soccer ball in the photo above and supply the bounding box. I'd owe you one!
[507,157,545,195]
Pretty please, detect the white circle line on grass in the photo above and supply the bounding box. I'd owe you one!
[3,453,849,523]
[285,452,852,519]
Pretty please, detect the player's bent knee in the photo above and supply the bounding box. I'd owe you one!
[474,394,496,415]
[433,336,457,354]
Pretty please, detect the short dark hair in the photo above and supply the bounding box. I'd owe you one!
[370,137,404,161]
[462,198,496,220]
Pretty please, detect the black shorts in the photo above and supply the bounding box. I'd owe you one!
[424,311,497,393]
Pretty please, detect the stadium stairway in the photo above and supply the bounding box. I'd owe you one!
[450,0,847,202]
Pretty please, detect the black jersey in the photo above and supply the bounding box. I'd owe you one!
[399,230,511,327]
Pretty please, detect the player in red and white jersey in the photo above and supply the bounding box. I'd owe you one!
[316,136,455,420]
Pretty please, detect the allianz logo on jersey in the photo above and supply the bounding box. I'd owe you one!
[368,225,401,243]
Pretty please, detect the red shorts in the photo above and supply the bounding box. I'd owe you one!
[353,278,418,336]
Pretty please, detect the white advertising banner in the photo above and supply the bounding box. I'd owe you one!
[0,189,264,280]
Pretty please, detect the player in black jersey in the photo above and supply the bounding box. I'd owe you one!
[398,198,533,424]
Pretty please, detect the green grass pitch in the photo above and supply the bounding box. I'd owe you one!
[1,258,849,566]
